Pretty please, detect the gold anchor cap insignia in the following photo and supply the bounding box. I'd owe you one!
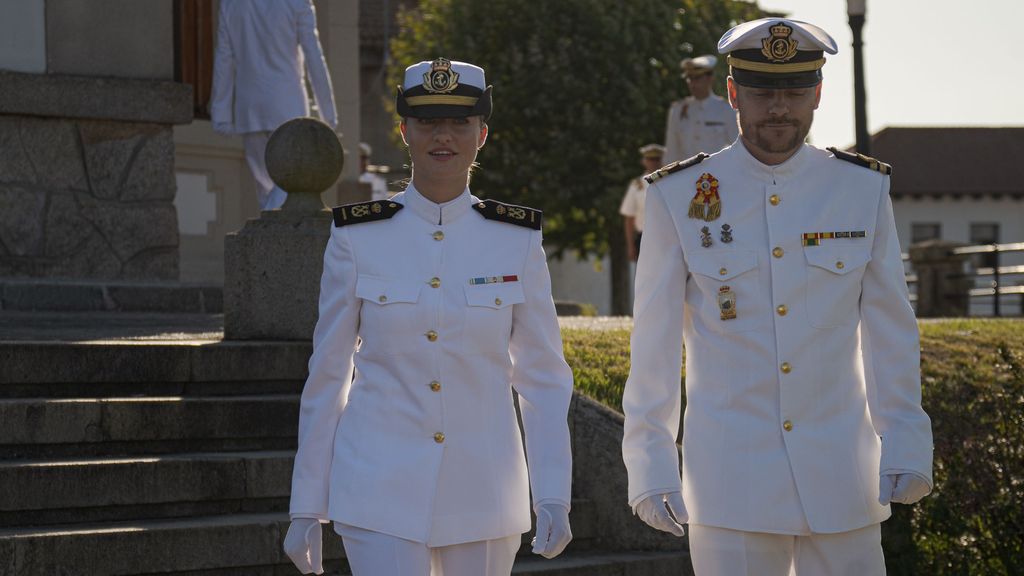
[423,57,460,94]
[761,23,799,63]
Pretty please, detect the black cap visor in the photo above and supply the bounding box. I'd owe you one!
[731,68,822,89]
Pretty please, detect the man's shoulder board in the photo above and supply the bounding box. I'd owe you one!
[644,153,709,184]
[827,147,892,175]
[332,200,403,227]
[472,199,542,230]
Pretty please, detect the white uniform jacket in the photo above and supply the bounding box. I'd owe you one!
[622,141,933,535]
[663,95,738,164]
[211,0,337,134]
[290,185,573,547]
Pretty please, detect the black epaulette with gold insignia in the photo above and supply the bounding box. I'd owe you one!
[472,199,542,230]
[332,200,403,227]
[644,153,709,184]
[827,147,892,175]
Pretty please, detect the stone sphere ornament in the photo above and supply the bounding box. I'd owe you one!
[265,117,344,211]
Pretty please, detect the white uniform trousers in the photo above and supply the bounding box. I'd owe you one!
[688,523,885,576]
[334,523,521,576]
[243,132,287,211]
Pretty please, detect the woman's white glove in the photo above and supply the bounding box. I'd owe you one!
[635,491,687,536]
[531,502,573,559]
[878,473,931,505]
[283,518,324,574]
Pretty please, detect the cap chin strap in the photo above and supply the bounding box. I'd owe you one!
[727,55,826,73]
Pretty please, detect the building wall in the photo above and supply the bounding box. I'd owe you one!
[893,196,1024,316]
[547,251,612,316]
[0,0,46,73]
[893,196,1024,259]
[46,0,174,79]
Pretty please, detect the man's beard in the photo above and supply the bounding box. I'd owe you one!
[748,118,809,154]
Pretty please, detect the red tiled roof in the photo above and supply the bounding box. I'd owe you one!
[869,127,1024,196]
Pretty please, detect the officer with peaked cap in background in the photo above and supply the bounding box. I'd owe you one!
[283,57,573,576]
[623,18,933,574]
[357,142,390,201]
[663,55,739,164]
[620,143,666,263]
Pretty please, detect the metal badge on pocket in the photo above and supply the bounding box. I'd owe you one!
[718,285,737,321]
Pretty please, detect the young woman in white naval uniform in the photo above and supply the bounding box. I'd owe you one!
[283,58,574,576]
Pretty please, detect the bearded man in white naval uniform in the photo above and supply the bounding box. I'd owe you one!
[663,55,739,164]
[210,0,338,211]
[623,18,933,575]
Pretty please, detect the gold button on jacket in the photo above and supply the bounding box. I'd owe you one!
[433,432,445,443]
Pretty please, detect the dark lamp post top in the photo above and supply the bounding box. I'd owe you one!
[848,0,866,17]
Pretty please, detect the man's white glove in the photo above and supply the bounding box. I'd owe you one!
[531,502,572,559]
[878,473,931,506]
[283,518,324,574]
[635,491,687,537]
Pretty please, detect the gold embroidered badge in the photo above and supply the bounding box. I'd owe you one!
[423,58,460,94]
[689,173,722,222]
[761,23,799,63]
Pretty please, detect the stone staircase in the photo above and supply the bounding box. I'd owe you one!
[0,322,689,575]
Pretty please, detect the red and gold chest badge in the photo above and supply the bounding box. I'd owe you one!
[689,173,722,222]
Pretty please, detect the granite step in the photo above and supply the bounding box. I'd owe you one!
[513,550,693,575]
[0,450,294,526]
[0,339,310,397]
[0,278,223,314]
[0,394,299,458]
[0,502,609,575]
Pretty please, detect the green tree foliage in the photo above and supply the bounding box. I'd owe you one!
[389,0,772,262]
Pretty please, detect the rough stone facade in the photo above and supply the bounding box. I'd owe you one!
[0,71,191,280]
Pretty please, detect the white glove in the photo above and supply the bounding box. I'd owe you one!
[878,473,931,506]
[635,491,687,537]
[283,518,324,575]
[531,502,572,559]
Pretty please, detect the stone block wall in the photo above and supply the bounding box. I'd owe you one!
[0,71,191,280]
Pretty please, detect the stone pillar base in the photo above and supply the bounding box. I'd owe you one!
[223,209,331,340]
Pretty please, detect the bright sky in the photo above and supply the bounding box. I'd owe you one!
[753,0,1024,148]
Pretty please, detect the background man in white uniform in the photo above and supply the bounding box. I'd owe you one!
[623,18,933,575]
[663,55,739,164]
[620,143,665,263]
[211,0,338,210]
[358,142,390,201]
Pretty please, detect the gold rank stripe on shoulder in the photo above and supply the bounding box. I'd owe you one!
[827,146,893,175]
[645,152,709,184]
[332,200,404,227]
[472,199,543,230]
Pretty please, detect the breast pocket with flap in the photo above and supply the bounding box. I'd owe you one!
[462,282,526,354]
[803,246,872,329]
[355,275,423,338]
[686,250,765,333]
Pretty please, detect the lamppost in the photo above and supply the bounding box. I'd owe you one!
[848,0,870,155]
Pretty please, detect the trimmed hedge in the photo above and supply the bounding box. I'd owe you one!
[562,319,1024,575]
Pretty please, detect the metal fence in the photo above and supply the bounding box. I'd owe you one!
[903,241,1024,317]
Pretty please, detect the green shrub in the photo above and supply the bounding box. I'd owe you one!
[563,319,1024,574]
